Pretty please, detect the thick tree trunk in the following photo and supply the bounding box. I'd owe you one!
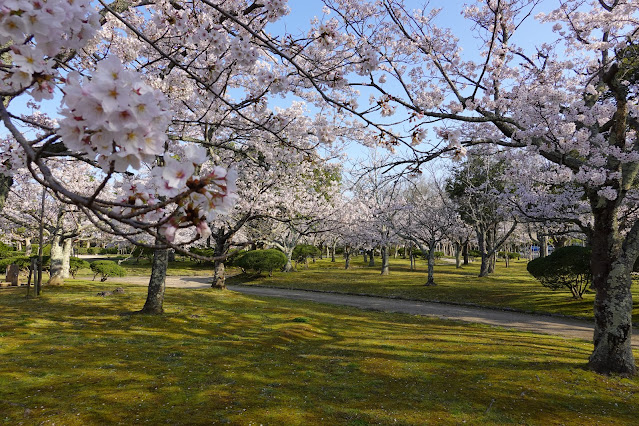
[139,247,168,314]
[211,259,226,290]
[477,229,490,277]
[49,236,66,280]
[587,203,636,375]
[283,246,295,272]
[425,245,436,286]
[24,237,32,256]
[331,240,337,262]
[344,247,351,269]
[60,239,72,278]
[363,250,368,263]
[380,245,389,275]
[455,242,462,269]
[368,249,375,267]
[0,175,13,211]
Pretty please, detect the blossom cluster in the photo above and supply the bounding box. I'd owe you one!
[57,56,172,173]
[114,145,238,243]
[0,0,99,100]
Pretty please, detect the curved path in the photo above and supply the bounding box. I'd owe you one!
[106,275,639,348]
[227,285,639,349]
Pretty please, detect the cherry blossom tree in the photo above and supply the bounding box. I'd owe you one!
[394,177,461,285]
[312,0,639,375]
[2,160,99,281]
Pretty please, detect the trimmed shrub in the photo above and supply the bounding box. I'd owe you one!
[292,244,321,267]
[189,247,215,263]
[90,260,126,282]
[131,245,154,261]
[499,251,520,260]
[433,251,445,260]
[234,249,287,276]
[527,246,591,299]
[69,257,90,278]
[407,248,422,258]
[0,256,30,273]
[99,247,119,255]
[0,241,15,258]
[468,250,481,258]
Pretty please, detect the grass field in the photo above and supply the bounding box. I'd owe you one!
[1,282,638,425]
[229,256,639,324]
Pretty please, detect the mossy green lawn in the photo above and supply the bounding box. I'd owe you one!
[230,257,639,324]
[1,282,638,424]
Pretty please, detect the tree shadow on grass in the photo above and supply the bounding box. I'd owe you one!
[1,284,638,425]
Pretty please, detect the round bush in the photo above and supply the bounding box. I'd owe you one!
[527,246,591,298]
[0,256,30,273]
[292,244,320,263]
[234,249,287,275]
[90,260,126,282]
[69,257,90,278]
[189,247,215,262]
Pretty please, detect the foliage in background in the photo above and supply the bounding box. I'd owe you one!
[292,244,321,267]
[90,260,126,282]
[69,257,90,279]
[234,249,287,276]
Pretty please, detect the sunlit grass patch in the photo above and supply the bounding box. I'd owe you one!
[0,281,638,424]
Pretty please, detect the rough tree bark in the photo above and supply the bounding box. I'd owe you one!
[139,245,168,314]
[587,199,637,375]
[380,245,390,275]
[367,249,375,267]
[49,236,72,281]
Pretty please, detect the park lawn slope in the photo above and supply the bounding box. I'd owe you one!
[229,257,639,324]
[1,282,638,424]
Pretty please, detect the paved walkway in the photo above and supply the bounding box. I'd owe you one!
[105,275,639,348]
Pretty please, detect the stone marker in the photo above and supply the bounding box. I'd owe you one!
[6,264,19,286]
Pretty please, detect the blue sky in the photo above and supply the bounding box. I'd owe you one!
[2,0,558,171]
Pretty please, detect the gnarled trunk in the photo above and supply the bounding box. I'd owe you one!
[368,249,375,267]
[139,246,168,314]
[587,202,636,375]
[380,245,389,275]
[454,241,462,269]
[211,259,226,290]
[49,236,72,280]
[344,247,352,269]
[283,246,295,272]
